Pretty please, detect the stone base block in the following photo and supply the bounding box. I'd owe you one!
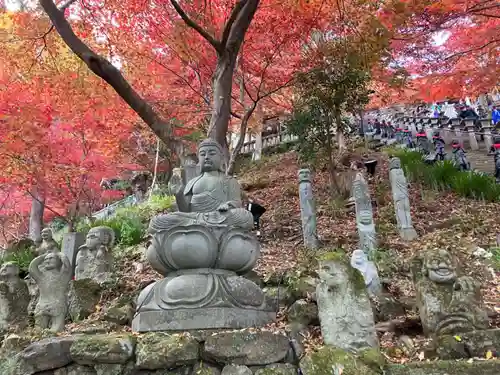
[399,227,418,241]
[132,307,276,332]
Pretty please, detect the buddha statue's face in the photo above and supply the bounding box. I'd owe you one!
[198,145,222,172]
[425,250,456,283]
[43,253,62,271]
[85,229,104,250]
[41,228,53,241]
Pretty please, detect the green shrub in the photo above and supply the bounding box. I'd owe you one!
[1,246,35,275]
[393,150,500,202]
[77,195,175,246]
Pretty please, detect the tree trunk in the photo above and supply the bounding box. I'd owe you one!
[334,109,347,153]
[253,131,263,161]
[208,53,238,149]
[227,104,257,175]
[29,189,45,244]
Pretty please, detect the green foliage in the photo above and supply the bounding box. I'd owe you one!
[77,195,174,246]
[287,39,372,169]
[393,150,500,202]
[490,247,500,271]
[0,246,35,275]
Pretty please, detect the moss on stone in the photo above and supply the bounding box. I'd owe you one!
[386,359,500,375]
[358,348,386,371]
[70,333,136,364]
[299,346,380,375]
[317,250,367,296]
[135,332,199,369]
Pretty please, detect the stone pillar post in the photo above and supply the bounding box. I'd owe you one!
[483,126,493,152]
[441,128,452,145]
[298,169,318,249]
[61,232,86,279]
[466,125,479,150]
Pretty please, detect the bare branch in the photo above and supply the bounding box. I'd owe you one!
[39,0,175,147]
[170,0,222,53]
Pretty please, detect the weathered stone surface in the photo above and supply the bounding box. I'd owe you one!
[263,286,295,308]
[36,228,60,255]
[103,297,135,325]
[254,363,297,375]
[54,364,97,375]
[0,262,30,331]
[412,249,489,336]
[18,336,74,373]
[133,308,275,332]
[29,252,72,332]
[134,140,274,332]
[289,276,319,301]
[300,346,378,375]
[69,321,120,334]
[287,299,318,326]
[135,333,199,370]
[68,278,103,322]
[203,331,289,365]
[94,362,136,375]
[61,232,85,279]
[386,360,500,375]
[75,226,115,283]
[70,334,135,364]
[389,157,418,241]
[1,333,32,353]
[316,254,378,351]
[221,365,253,375]
[193,361,222,375]
[298,169,318,249]
[352,173,377,256]
[434,329,500,359]
[350,250,382,297]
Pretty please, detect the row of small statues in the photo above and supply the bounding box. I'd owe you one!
[0,226,115,333]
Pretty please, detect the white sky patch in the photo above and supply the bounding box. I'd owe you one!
[432,31,451,46]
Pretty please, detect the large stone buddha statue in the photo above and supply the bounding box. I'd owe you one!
[132,139,275,332]
[148,138,254,233]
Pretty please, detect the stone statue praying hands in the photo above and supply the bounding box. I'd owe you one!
[29,252,71,332]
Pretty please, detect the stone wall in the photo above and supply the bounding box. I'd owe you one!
[0,330,300,375]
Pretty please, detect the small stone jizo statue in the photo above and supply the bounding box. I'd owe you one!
[36,228,60,255]
[298,168,318,249]
[0,262,30,330]
[316,254,379,351]
[75,226,115,283]
[350,250,382,297]
[29,252,71,332]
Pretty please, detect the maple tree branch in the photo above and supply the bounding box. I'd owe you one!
[221,1,246,48]
[39,0,175,148]
[225,0,260,52]
[169,0,222,53]
[444,39,500,61]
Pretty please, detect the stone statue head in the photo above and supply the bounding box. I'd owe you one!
[423,249,456,283]
[0,262,19,279]
[318,259,349,288]
[42,252,63,271]
[298,169,311,183]
[85,226,115,250]
[389,157,401,170]
[41,228,53,241]
[350,250,368,272]
[198,139,224,172]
